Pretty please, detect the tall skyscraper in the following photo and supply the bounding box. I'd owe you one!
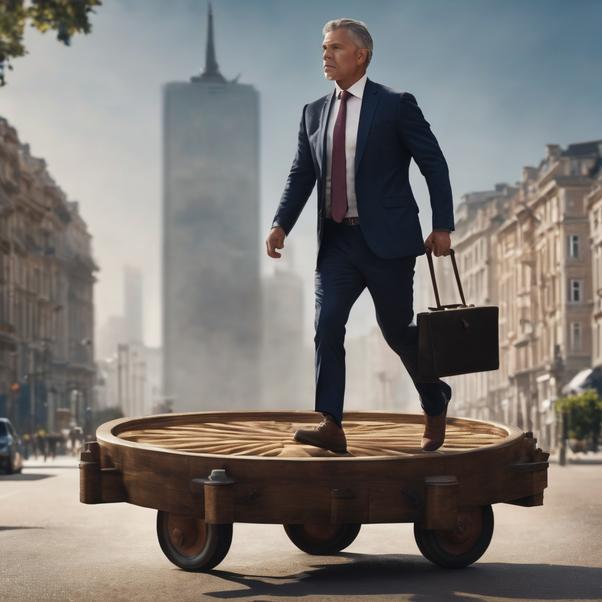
[162,3,261,411]
[123,265,143,344]
[261,244,313,410]
[97,314,127,360]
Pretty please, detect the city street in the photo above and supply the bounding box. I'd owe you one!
[1,453,601,601]
[1,4,601,602]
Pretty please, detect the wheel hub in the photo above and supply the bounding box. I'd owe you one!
[303,521,340,542]
[166,514,207,557]
[438,509,482,554]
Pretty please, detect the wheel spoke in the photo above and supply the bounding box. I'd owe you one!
[119,416,510,457]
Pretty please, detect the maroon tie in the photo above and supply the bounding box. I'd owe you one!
[330,89,351,222]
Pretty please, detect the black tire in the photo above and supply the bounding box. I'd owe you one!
[414,505,494,569]
[283,522,361,555]
[5,455,14,475]
[156,510,232,571]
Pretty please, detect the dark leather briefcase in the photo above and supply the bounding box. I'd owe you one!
[417,248,499,380]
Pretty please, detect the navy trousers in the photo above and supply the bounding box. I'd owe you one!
[314,218,450,424]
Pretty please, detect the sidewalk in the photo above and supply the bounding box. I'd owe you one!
[22,454,80,469]
[548,448,602,465]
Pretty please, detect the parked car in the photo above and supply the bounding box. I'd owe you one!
[0,418,23,474]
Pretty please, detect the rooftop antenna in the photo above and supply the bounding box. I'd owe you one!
[192,1,226,83]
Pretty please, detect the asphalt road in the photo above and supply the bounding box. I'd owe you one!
[1,453,601,602]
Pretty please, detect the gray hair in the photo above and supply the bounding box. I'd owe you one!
[322,18,373,67]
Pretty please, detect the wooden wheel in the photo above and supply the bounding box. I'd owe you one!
[283,522,361,555]
[414,505,494,568]
[117,413,510,458]
[156,510,232,571]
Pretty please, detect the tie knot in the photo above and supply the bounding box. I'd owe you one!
[339,89,351,101]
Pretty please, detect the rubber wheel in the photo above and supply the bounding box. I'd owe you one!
[283,521,361,555]
[156,510,232,571]
[414,505,494,568]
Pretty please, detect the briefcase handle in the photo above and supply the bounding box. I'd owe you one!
[425,248,468,310]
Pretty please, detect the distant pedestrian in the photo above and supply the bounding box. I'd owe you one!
[47,432,59,459]
[69,426,81,456]
[69,427,77,455]
[35,428,48,462]
[69,426,83,456]
[22,432,31,460]
[32,433,37,459]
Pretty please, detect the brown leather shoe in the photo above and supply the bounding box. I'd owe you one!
[294,415,347,453]
[421,400,450,452]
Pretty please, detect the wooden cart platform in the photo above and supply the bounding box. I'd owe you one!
[80,410,549,571]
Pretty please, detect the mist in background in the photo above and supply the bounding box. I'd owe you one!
[1,0,600,348]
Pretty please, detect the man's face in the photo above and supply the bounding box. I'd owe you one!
[322,28,366,82]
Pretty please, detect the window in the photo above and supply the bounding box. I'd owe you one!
[570,159,581,176]
[568,235,580,259]
[569,279,582,303]
[571,322,582,351]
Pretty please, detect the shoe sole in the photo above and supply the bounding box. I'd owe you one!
[421,440,444,452]
[294,432,347,454]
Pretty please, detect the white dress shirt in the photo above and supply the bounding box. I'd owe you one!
[324,72,367,219]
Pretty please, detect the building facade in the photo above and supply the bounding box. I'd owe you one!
[434,184,516,418]
[442,140,602,451]
[0,118,97,434]
[587,173,602,367]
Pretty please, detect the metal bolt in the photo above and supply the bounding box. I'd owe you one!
[209,468,229,482]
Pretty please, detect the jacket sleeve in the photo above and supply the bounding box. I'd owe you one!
[397,92,455,232]
[271,104,317,235]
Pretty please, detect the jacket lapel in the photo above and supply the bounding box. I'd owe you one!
[354,78,380,174]
[317,89,335,179]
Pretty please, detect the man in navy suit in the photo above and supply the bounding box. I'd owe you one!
[266,18,454,453]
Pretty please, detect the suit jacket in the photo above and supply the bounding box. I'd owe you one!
[271,77,455,259]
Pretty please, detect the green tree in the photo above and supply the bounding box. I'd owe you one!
[0,0,102,86]
[556,389,602,451]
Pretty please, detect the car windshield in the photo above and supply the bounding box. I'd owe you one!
[0,422,7,437]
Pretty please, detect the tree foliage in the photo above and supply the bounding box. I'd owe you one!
[0,0,101,86]
[556,388,602,447]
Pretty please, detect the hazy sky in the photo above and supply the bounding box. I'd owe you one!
[1,0,600,348]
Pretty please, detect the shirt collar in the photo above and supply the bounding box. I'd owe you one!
[335,72,368,100]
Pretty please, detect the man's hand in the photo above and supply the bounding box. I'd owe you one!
[266,226,286,258]
[424,230,452,257]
